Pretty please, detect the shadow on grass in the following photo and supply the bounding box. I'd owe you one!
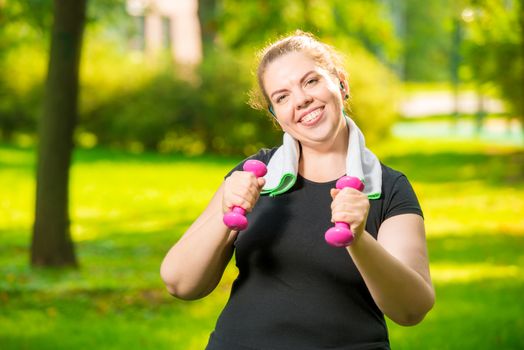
[2,141,524,349]
[0,285,216,350]
[0,143,241,173]
[0,225,223,350]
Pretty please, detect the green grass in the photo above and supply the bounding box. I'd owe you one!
[1,136,523,349]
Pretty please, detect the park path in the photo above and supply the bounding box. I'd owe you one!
[395,92,523,145]
[399,91,505,118]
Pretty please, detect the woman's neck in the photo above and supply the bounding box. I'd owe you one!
[298,123,349,182]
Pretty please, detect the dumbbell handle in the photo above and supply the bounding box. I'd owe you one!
[324,176,365,247]
[223,160,267,231]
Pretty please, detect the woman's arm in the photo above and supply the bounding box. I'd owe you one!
[347,213,435,326]
[160,183,235,300]
[331,188,435,326]
[160,171,265,300]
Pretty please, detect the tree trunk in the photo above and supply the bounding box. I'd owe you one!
[31,0,87,267]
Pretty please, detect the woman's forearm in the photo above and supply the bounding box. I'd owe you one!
[160,188,235,300]
[347,229,435,326]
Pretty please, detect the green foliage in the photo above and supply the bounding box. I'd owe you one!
[0,0,50,139]
[0,0,53,39]
[0,0,128,141]
[461,0,523,117]
[403,0,455,81]
[0,30,399,154]
[0,0,404,152]
[1,136,523,349]
[78,40,399,153]
[0,44,45,139]
[190,49,281,155]
[219,0,399,64]
[76,23,400,153]
[78,35,281,155]
[79,47,193,151]
[330,0,401,63]
[340,42,400,144]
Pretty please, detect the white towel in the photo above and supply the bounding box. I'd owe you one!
[261,116,382,199]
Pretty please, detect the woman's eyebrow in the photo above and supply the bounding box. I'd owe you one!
[269,70,317,99]
[299,70,317,84]
[270,88,287,100]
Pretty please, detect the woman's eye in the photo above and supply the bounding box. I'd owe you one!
[306,78,318,86]
[276,95,288,104]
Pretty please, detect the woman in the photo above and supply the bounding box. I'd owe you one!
[160,31,435,349]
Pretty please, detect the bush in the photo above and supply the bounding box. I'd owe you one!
[0,33,399,155]
[81,64,194,152]
[337,41,400,145]
[80,41,280,156]
[0,44,45,140]
[192,48,280,155]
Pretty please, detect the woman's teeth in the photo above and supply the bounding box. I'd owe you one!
[302,109,322,123]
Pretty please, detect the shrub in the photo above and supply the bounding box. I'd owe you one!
[337,41,400,145]
[0,34,399,155]
[0,44,45,140]
[80,42,280,155]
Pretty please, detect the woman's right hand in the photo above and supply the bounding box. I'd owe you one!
[222,171,266,215]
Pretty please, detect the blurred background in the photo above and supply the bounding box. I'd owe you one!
[0,0,523,349]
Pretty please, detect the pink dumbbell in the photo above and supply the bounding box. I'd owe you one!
[325,176,365,247]
[223,159,267,231]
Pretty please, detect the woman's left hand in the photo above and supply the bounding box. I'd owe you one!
[330,188,370,242]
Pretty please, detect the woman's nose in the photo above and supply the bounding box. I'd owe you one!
[295,89,313,110]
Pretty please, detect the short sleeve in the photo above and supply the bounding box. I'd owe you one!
[224,147,278,179]
[383,175,423,220]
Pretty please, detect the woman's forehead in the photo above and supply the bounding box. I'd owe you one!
[263,52,327,86]
[266,51,317,72]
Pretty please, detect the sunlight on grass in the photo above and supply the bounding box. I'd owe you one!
[431,263,522,284]
[416,182,524,237]
[1,137,523,349]
[68,158,235,241]
[373,136,520,158]
[0,146,35,165]
[0,177,34,229]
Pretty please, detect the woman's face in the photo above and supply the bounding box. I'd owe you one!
[263,51,347,148]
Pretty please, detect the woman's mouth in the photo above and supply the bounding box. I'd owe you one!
[300,107,324,126]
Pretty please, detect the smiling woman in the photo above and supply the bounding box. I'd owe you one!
[160,30,435,350]
[263,52,348,157]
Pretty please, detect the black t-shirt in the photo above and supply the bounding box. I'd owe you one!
[206,148,423,350]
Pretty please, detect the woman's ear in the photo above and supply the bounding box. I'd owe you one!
[337,72,349,100]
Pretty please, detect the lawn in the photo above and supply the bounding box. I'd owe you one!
[0,135,523,349]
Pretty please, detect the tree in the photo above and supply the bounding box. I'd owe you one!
[198,0,218,52]
[461,0,523,129]
[31,0,87,267]
[403,0,455,81]
[216,0,397,59]
[517,0,524,128]
[0,0,52,140]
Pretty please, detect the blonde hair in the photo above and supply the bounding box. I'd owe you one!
[249,30,348,112]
